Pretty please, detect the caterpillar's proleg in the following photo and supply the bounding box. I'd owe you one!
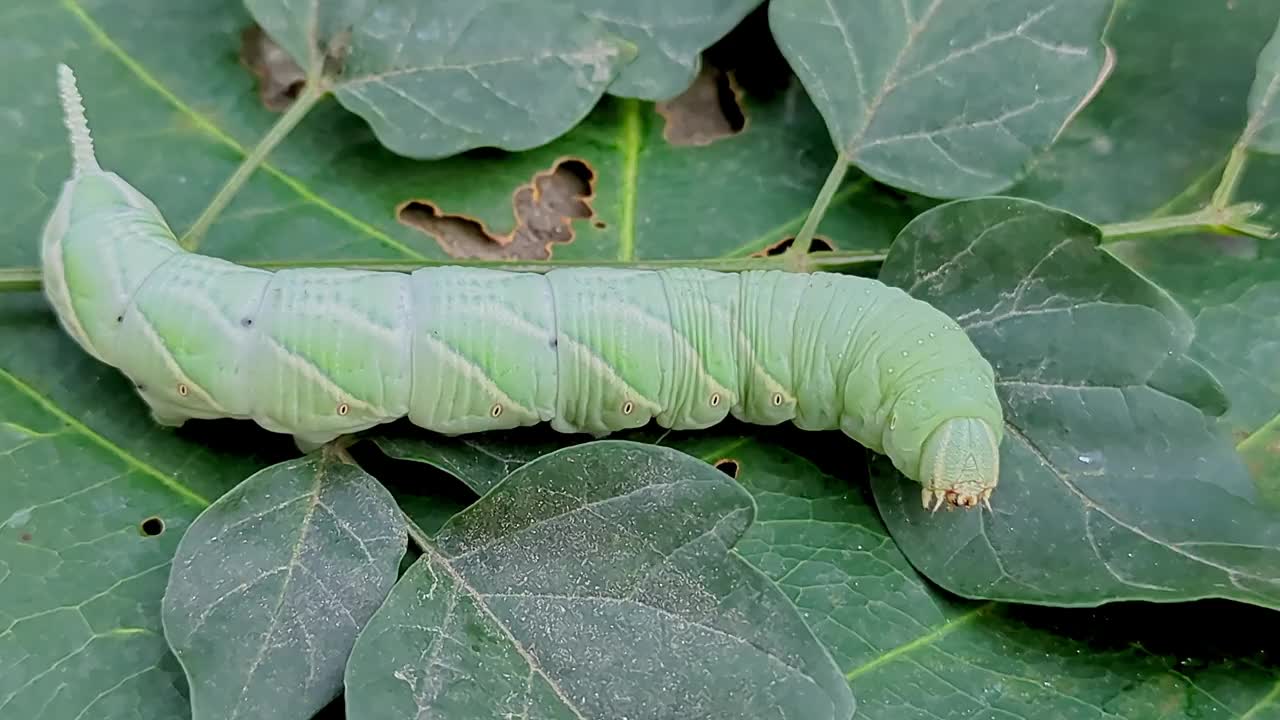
[41,64,1005,510]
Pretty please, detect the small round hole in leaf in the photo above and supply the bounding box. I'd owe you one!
[139,516,165,537]
[713,459,740,479]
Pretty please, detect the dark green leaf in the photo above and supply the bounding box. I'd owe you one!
[162,450,405,720]
[1111,235,1280,441]
[569,0,764,100]
[768,0,1114,197]
[667,431,1280,720]
[1245,19,1280,154]
[1010,0,1280,221]
[874,197,1280,608]
[1240,417,1280,509]
[245,0,637,158]
[345,441,854,719]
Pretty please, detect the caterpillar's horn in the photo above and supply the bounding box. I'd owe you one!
[56,63,101,176]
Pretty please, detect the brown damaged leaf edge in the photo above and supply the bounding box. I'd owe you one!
[713,458,740,479]
[657,65,747,147]
[753,235,836,257]
[397,158,597,260]
[239,24,306,112]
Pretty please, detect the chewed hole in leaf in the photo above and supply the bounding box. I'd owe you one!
[239,24,305,112]
[754,235,836,257]
[397,158,596,260]
[139,516,165,536]
[656,65,746,146]
[713,458,740,478]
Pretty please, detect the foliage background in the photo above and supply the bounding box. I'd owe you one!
[1,0,1278,718]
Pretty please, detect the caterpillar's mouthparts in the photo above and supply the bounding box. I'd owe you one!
[919,417,1000,512]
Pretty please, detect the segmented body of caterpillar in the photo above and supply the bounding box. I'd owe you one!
[40,64,1003,510]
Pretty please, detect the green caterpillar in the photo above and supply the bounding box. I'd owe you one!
[41,65,1003,510]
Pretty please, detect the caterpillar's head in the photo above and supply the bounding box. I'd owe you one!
[918,417,1000,511]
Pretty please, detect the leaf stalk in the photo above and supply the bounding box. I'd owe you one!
[787,151,851,270]
[1099,202,1276,242]
[0,268,42,293]
[0,251,889,293]
[180,76,328,250]
[1210,144,1251,210]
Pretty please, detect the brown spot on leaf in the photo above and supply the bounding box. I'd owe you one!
[713,458,740,479]
[19,532,31,542]
[398,158,597,260]
[753,235,836,257]
[240,24,306,111]
[657,66,746,146]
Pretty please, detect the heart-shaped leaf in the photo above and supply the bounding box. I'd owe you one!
[345,440,854,719]
[672,431,1280,719]
[872,197,1280,608]
[245,0,637,158]
[768,0,1114,197]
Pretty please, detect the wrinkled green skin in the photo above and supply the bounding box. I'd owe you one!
[41,66,1003,510]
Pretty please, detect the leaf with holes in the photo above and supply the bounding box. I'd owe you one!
[871,197,1280,608]
[0,7,909,714]
[244,0,637,158]
[768,0,1114,197]
[344,441,854,720]
[161,450,405,720]
[0,373,260,720]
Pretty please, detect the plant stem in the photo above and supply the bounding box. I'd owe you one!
[180,79,327,250]
[402,511,432,553]
[786,151,851,270]
[0,268,41,292]
[0,250,890,293]
[1099,202,1276,242]
[1210,144,1250,210]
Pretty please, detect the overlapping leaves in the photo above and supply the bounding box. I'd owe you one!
[1,0,1279,719]
[872,198,1280,608]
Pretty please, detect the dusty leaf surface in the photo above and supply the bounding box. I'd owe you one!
[161,452,404,720]
[344,441,854,720]
[244,0,636,158]
[768,0,1114,197]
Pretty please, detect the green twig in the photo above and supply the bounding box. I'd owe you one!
[0,268,41,293]
[0,250,889,293]
[1099,202,1276,242]
[786,151,851,270]
[402,510,432,553]
[180,78,327,250]
[1210,144,1251,210]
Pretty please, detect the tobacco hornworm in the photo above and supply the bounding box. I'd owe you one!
[40,65,1004,510]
